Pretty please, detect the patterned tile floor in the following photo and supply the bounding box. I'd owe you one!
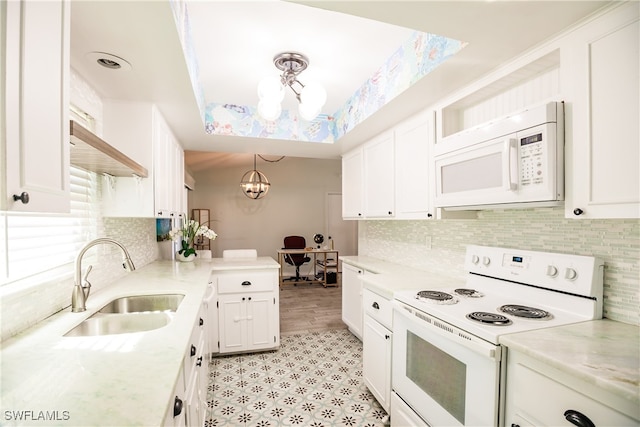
[206,329,389,427]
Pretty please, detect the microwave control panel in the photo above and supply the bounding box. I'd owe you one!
[520,132,544,187]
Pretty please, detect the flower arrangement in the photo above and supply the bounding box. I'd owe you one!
[169,217,217,257]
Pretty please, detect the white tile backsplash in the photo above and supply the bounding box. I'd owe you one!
[359,207,640,325]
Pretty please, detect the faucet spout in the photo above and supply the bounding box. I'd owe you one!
[71,237,136,313]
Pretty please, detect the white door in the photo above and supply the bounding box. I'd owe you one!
[327,193,357,256]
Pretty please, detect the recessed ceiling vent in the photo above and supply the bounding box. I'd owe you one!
[85,52,132,71]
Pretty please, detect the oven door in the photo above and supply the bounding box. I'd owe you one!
[392,302,502,427]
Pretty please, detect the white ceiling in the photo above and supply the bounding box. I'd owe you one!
[70,0,611,171]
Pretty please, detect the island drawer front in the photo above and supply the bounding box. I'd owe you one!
[216,272,276,294]
[363,289,393,330]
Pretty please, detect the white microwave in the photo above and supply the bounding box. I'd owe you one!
[434,102,564,210]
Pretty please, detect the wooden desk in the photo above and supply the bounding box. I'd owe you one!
[278,248,339,287]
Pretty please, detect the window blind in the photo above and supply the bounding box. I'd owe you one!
[0,166,98,286]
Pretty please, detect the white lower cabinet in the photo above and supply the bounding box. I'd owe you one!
[164,303,207,427]
[341,263,366,340]
[362,289,392,413]
[164,367,186,427]
[505,349,639,426]
[211,268,280,354]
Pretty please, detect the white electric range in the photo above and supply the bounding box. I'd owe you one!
[391,245,604,427]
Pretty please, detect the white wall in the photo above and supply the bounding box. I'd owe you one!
[188,157,344,275]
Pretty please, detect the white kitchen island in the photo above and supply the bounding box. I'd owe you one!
[209,256,281,354]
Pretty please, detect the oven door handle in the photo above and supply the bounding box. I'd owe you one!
[394,302,501,361]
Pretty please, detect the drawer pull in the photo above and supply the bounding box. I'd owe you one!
[173,396,183,417]
[190,345,196,357]
[196,356,203,367]
[372,302,380,310]
[199,317,204,326]
[564,410,595,427]
[241,281,252,286]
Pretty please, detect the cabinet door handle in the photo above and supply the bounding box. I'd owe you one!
[13,192,29,204]
[241,281,251,286]
[173,396,183,417]
[199,317,204,326]
[573,208,584,216]
[564,410,595,427]
[190,345,196,357]
[372,302,380,310]
[385,334,390,340]
[196,356,203,367]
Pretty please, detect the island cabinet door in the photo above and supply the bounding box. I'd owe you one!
[218,294,247,353]
[246,293,277,351]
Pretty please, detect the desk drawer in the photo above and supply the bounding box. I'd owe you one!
[363,289,393,330]
[216,272,276,294]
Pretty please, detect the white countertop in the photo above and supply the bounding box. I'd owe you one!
[500,319,640,414]
[210,256,280,271]
[340,255,465,299]
[0,260,214,426]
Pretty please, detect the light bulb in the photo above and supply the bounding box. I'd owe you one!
[258,100,282,121]
[298,101,321,121]
[258,76,284,102]
[300,81,327,109]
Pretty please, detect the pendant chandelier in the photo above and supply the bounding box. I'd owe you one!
[257,52,327,121]
[240,154,270,199]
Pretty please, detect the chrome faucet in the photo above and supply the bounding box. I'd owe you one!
[72,237,136,312]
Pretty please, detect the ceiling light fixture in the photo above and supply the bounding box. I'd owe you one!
[240,154,271,199]
[257,52,327,121]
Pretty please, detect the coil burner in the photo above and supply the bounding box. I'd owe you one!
[466,312,513,326]
[416,290,457,305]
[499,304,553,320]
[454,288,484,298]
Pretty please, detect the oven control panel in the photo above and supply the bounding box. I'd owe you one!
[465,245,603,299]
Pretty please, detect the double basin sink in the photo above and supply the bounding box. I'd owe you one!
[64,294,185,337]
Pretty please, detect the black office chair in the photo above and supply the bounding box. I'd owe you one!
[283,236,311,283]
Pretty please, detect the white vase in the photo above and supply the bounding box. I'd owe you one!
[176,251,196,262]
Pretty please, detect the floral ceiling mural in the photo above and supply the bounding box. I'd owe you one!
[170,1,467,144]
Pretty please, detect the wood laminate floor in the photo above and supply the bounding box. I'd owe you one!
[279,275,346,336]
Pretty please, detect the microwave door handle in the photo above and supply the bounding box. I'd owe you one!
[502,138,518,191]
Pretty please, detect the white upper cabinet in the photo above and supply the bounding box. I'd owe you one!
[342,112,436,220]
[364,130,395,218]
[1,0,70,213]
[101,101,184,218]
[394,112,434,219]
[564,2,639,219]
[342,148,364,219]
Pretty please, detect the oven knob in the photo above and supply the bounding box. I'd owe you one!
[482,256,491,266]
[471,255,480,264]
[565,268,578,281]
[546,265,559,277]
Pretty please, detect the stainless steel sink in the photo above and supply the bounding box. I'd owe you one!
[98,294,185,314]
[64,312,173,337]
